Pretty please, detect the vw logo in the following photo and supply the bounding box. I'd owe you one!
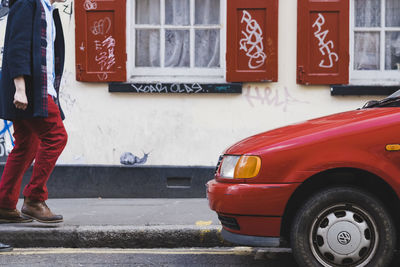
[337,231,351,245]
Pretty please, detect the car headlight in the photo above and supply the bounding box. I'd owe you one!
[219,155,261,179]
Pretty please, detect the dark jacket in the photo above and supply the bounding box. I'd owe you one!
[0,0,65,120]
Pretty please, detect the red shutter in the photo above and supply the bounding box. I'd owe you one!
[226,0,278,82]
[75,0,126,82]
[297,0,349,85]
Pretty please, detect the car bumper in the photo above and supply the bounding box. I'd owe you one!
[221,229,281,247]
[206,179,299,237]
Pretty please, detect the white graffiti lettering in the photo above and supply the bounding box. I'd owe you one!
[244,86,309,112]
[94,40,102,50]
[97,73,108,81]
[0,120,14,160]
[102,36,116,49]
[239,10,267,69]
[170,83,203,93]
[91,17,112,36]
[84,0,97,10]
[94,35,116,80]
[0,137,9,157]
[130,83,204,94]
[312,13,339,69]
[131,83,168,93]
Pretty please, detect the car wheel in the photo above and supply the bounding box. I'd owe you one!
[290,187,396,267]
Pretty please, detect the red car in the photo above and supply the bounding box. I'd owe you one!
[207,92,400,267]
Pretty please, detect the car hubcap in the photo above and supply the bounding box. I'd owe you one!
[309,204,378,266]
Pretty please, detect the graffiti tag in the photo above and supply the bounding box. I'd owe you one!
[0,120,13,160]
[312,13,339,69]
[94,35,116,80]
[91,17,111,36]
[84,0,97,10]
[131,83,204,94]
[239,10,267,69]
[244,86,309,112]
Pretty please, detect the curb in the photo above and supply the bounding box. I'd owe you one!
[0,225,233,248]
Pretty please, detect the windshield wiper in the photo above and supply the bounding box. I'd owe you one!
[363,97,400,108]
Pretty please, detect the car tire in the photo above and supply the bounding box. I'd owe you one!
[290,187,396,267]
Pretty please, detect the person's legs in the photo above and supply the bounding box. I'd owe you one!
[21,96,67,223]
[0,120,38,223]
[0,121,39,209]
[22,96,67,201]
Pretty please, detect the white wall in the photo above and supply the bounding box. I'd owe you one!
[0,0,377,166]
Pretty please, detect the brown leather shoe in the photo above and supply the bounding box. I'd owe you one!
[21,198,63,223]
[0,208,33,223]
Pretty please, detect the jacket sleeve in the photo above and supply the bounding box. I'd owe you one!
[6,0,35,79]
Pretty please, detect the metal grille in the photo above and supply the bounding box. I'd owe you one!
[218,214,240,230]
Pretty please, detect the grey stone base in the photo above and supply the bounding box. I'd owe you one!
[0,165,215,198]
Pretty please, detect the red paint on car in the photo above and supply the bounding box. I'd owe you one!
[207,105,400,266]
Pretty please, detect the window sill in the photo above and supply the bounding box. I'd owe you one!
[109,82,242,94]
[126,74,227,84]
[331,85,400,96]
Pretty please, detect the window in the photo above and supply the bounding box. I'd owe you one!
[350,0,400,85]
[127,0,226,83]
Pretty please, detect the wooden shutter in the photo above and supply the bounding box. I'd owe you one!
[75,0,126,82]
[297,0,349,85]
[226,0,278,82]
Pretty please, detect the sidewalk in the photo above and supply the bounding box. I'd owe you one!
[0,198,230,248]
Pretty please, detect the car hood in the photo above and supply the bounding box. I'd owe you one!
[225,108,400,155]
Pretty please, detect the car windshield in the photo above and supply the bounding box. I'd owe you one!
[362,89,400,109]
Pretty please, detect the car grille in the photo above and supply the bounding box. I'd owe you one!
[218,214,240,230]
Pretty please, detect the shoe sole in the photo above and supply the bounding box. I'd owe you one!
[0,218,33,223]
[21,213,63,224]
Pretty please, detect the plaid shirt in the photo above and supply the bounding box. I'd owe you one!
[40,2,48,116]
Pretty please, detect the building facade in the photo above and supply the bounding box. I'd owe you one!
[0,0,399,172]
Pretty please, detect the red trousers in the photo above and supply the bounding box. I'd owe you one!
[0,96,68,209]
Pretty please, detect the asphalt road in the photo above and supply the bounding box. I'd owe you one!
[0,248,298,267]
